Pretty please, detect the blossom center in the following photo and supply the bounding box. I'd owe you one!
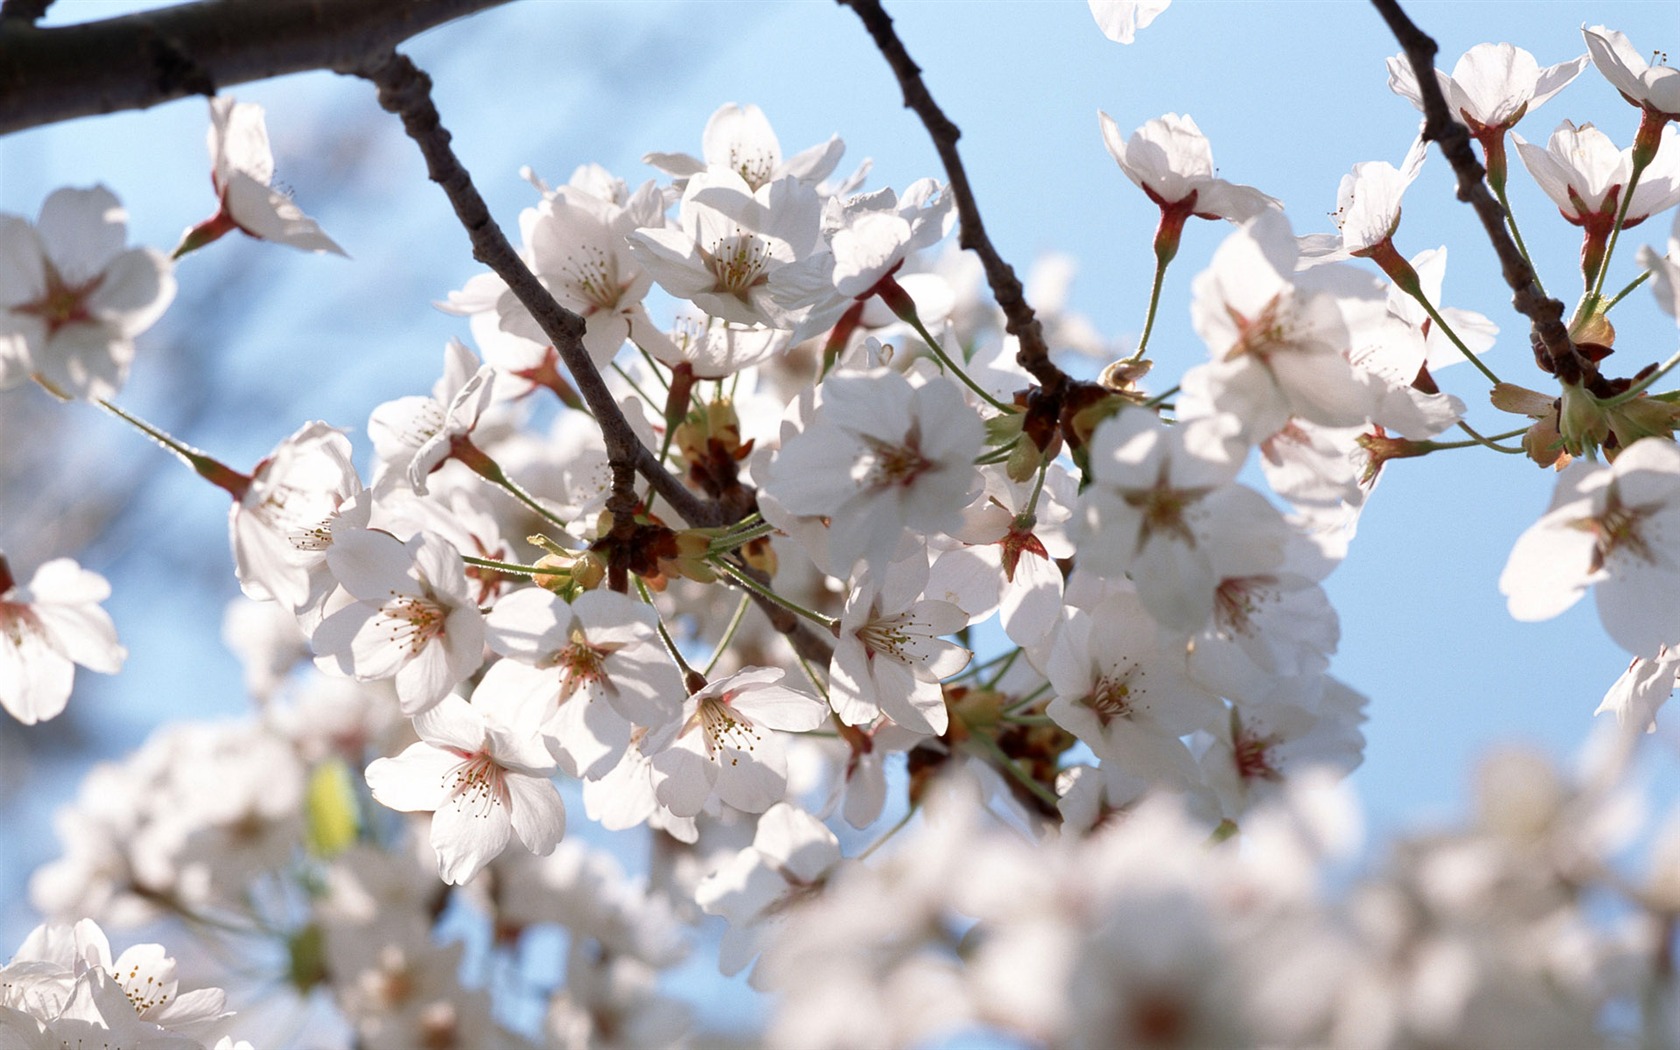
[1083,668,1142,724]
[1224,295,1294,362]
[380,591,447,656]
[1232,721,1282,782]
[443,750,509,816]
[703,231,772,297]
[559,243,623,313]
[1213,575,1277,640]
[1579,484,1663,573]
[1122,461,1206,551]
[861,429,932,489]
[548,629,615,704]
[14,264,102,339]
[697,696,762,764]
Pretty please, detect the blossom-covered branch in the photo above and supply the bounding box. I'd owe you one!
[837,0,1068,399]
[354,51,720,533]
[0,0,510,137]
[1369,0,1587,387]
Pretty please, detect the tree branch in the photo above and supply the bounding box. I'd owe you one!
[1369,0,1588,387]
[355,50,722,534]
[837,0,1068,399]
[0,0,510,137]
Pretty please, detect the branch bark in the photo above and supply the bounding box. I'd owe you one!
[0,0,510,137]
[356,50,834,661]
[837,0,1069,400]
[1369,0,1589,388]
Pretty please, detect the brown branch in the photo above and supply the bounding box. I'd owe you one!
[355,50,720,531]
[837,0,1068,399]
[1369,0,1588,387]
[0,0,52,26]
[355,51,835,664]
[0,0,510,137]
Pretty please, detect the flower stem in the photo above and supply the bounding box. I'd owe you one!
[1590,153,1651,302]
[1605,345,1680,407]
[459,554,557,577]
[857,804,919,860]
[1126,250,1171,363]
[703,593,753,675]
[711,557,839,632]
[1452,419,1523,454]
[1404,286,1501,386]
[966,730,1059,809]
[94,399,251,499]
[1605,268,1654,314]
[878,276,1014,413]
[635,578,701,685]
[1493,181,1545,298]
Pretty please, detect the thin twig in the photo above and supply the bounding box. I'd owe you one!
[837,0,1067,399]
[1368,0,1591,389]
[354,51,722,531]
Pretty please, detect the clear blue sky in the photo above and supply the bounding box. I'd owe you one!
[2,0,1676,995]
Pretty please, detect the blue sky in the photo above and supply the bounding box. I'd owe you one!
[2,0,1677,1001]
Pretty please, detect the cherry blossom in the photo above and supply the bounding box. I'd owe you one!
[176,96,346,257]
[1300,135,1428,261]
[1386,42,1586,134]
[763,369,983,574]
[696,802,842,980]
[1087,0,1170,44]
[481,587,683,777]
[227,421,367,614]
[645,667,828,818]
[0,186,174,400]
[1501,438,1680,657]
[829,556,971,736]
[364,692,565,885]
[644,102,845,193]
[0,554,124,726]
[312,528,486,715]
[1583,25,1680,121]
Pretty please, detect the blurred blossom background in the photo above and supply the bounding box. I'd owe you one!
[1,0,1676,1035]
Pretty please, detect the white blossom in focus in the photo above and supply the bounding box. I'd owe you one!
[0,555,124,726]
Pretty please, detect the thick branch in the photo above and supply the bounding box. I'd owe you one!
[837,0,1067,398]
[1370,0,1586,386]
[0,0,509,137]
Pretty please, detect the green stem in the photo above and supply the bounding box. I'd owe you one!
[635,578,700,683]
[1605,345,1680,407]
[1405,287,1501,386]
[1453,419,1523,454]
[1605,268,1654,314]
[975,438,1021,465]
[94,399,251,498]
[966,731,1059,809]
[1126,251,1170,363]
[1493,181,1545,298]
[1591,153,1651,301]
[707,520,778,555]
[895,298,1014,414]
[795,651,830,701]
[982,647,1022,690]
[712,557,839,632]
[703,593,753,675]
[857,804,919,860]
[460,554,557,577]
[1143,384,1179,409]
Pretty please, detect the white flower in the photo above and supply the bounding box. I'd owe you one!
[0,555,124,726]
[1087,0,1169,44]
[1300,135,1428,261]
[0,186,174,400]
[644,102,844,193]
[1386,42,1587,132]
[312,528,486,715]
[646,667,828,817]
[1513,120,1680,228]
[1188,211,1378,440]
[367,339,497,496]
[1098,112,1278,221]
[763,370,983,575]
[823,180,953,300]
[1583,25,1680,120]
[697,802,843,980]
[1501,438,1680,657]
[176,96,346,256]
[227,421,367,614]
[481,587,684,777]
[1596,647,1680,735]
[364,692,565,885]
[830,557,971,736]
[627,169,831,335]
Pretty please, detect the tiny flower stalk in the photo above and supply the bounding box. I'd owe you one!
[1359,238,1503,386]
[874,274,1014,413]
[440,435,574,535]
[1588,141,1656,301]
[1129,193,1196,362]
[94,398,252,499]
